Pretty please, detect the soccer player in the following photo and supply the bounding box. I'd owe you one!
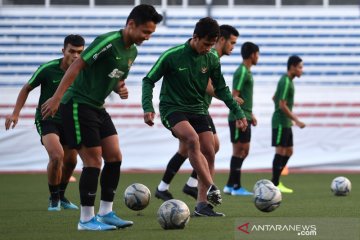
[142,17,247,217]
[154,25,240,201]
[41,5,163,231]
[224,42,260,196]
[271,55,306,193]
[5,35,85,211]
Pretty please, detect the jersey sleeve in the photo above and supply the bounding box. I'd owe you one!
[142,52,169,113]
[279,77,290,101]
[27,65,45,88]
[210,56,245,119]
[81,35,112,67]
[233,65,246,91]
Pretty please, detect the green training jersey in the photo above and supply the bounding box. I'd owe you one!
[62,30,137,108]
[142,40,244,120]
[228,63,254,121]
[272,74,294,128]
[28,58,64,124]
[203,48,219,113]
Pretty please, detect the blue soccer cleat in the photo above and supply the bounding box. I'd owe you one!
[78,217,117,231]
[48,199,61,211]
[96,211,134,229]
[60,198,79,210]
[223,185,233,195]
[231,187,253,196]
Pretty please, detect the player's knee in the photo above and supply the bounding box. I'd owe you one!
[185,135,199,150]
[49,152,64,169]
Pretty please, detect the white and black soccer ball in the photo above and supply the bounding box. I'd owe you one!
[124,183,151,211]
[253,179,275,192]
[157,199,190,230]
[331,176,351,196]
[253,180,282,212]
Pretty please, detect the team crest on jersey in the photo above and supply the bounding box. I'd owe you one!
[201,67,208,74]
[108,68,124,79]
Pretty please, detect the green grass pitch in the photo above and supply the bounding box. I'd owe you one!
[0,172,359,240]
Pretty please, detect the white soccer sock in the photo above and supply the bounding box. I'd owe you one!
[186,177,198,187]
[158,181,169,191]
[98,200,113,216]
[80,206,95,222]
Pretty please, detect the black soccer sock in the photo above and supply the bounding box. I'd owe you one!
[162,153,187,184]
[190,170,197,179]
[228,156,245,189]
[100,161,121,202]
[48,184,60,202]
[282,156,290,169]
[59,182,69,200]
[271,154,284,186]
[79,167,100,206]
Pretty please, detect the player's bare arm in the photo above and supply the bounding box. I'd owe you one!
[5,83,33,130]
[279,99,305,128]
[114,80,128,99]
[232,89,244,105]
[251,113,257,126]
[41,58,86,119]
[144,112,155,126]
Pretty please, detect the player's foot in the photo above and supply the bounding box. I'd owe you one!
[96,211,133,229]
[48,199,61,211]
[183,184,198,200]
[223,185,233,195]
[231,187,253,196]
[194,204,225,217]
[277,182,293,193]
[78,217,116,231]
[155,188,173,201]
[60,197,79,210]
[207,185,222,206]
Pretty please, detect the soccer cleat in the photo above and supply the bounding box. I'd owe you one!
[155,188,173,201]
[206,185,222,206]
[78,217,117,231]
[223,185,233,195]
[277,182,294,193]
[194,204,225,217]
[231,187,253,196]
[60,197,79,210]
[96,211,133,229]
[48,199,61,211]
[182,184,198,200]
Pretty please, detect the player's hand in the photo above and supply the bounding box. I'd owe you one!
[236,118,248,132]
[41,97,60,119]
[234,96,244,105]
[5,114,19,130]
[144,112,155,126]
[295,120,306,129]
[251,115,257,127]
[118,84,128,99]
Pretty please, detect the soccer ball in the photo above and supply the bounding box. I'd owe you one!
[253,180,282,212]
[331,176,351,196]
[157,199,190,230]
[124,183,151,211]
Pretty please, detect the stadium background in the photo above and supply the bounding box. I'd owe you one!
[0,0,359,172]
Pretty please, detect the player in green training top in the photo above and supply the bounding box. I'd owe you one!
[5,35,85,211]
[224,42,259,196]
[41,5,163,231]
[154,25,240,202]
[142,17,247,217]
[271,55,306,193]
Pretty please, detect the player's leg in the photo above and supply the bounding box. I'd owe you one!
[156,141,188,201]
[60,101,115,231]
[96,110,133,229]
[59,146,78,209]
[42,132,64,211]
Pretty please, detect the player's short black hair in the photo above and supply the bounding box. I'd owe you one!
[241,42,259,59]
[287,55,302,70]
[220,25,239,39]
[193,17,220,40]
[64,34,85,48]
[126,4,163,26]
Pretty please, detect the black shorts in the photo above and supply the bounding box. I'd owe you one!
[272,127,293,147]
[60,100,117,149]
[162,111,212,135]
[35,120,66,145]
[229,120,252,143]
[207,115,216,134]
